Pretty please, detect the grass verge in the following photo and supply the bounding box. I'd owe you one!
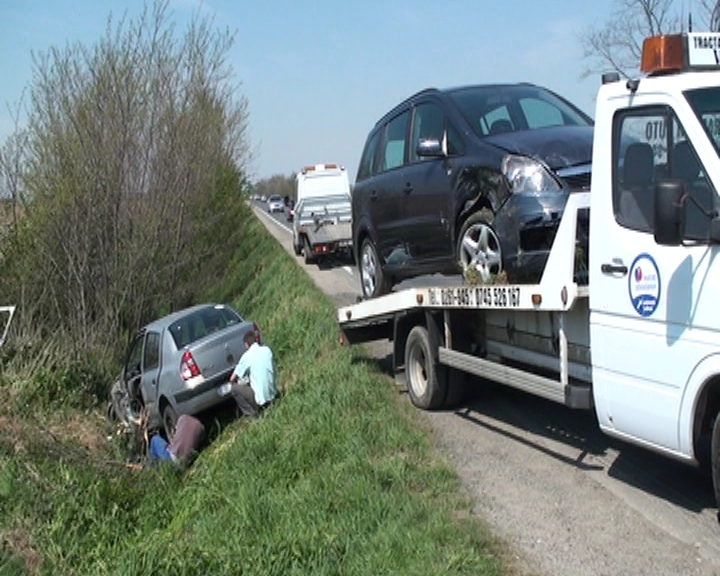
[1,207,516,575]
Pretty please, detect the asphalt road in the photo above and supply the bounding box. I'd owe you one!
[253,200,720,576]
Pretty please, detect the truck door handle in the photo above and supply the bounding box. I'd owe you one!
[404,183,413,194]
[370,190,377,201]
[601,263,628,275]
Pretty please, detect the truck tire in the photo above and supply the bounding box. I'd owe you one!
[711,413,720,517]
[303,237,315,264]
[359,237,390,299]
[457,209,503,283]
[404,325,447,410]
[293,236,302,256]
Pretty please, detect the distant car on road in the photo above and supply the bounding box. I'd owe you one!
[109,303,261,439]
[267,194,285,213]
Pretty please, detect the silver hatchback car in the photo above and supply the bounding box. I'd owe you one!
[110,303,261,438]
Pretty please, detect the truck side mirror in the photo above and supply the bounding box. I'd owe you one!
[654,180,685,246]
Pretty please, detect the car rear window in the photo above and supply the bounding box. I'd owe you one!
[169,306,243,348]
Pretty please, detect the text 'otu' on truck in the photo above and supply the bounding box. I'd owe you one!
[338,32,720,512]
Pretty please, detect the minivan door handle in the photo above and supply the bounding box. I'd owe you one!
[403,183,413,194]
[601,262,628,276]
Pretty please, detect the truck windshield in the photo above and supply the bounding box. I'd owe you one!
[685,87,720,157]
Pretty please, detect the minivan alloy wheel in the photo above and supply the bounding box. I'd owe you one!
[458,209,502,283]
[360,238,389,298]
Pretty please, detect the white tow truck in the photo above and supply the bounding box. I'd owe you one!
[338,33,720,509]
[293,163,353,264]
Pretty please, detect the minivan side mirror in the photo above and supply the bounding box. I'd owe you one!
[416,139,444,158]
[654,180,685,246]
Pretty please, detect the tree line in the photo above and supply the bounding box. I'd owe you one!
[0,1,252,395]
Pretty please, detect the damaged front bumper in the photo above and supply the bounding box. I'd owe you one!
[494,191,571,282]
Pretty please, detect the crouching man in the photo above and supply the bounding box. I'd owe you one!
[227,331,277,418]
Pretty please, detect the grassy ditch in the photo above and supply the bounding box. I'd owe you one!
[1,208,514,575]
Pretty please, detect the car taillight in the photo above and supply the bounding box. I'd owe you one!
[253,322,262,344]
[180,350,201,380]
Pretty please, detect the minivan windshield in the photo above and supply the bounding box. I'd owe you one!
[448,85,593,139]
[685,87,720,159]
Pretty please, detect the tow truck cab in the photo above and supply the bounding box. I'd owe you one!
[588,33,720,470]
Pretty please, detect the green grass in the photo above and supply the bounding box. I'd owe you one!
[0,211,514,575]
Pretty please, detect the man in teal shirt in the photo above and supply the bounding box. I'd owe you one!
[227,331,277,418]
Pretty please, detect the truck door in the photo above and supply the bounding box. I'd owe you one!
[371,110,411,264]
[590,96,720,455]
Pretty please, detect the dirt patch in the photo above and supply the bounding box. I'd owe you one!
[1,526,43,574]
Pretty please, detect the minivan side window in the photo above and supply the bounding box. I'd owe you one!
[357,129,381,181]
[380,111,409,171]
[410,103,444,163]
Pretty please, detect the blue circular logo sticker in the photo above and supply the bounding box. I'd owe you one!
[628,253,661,317]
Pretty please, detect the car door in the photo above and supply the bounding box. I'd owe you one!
[403,101,455,264]
[371,110,412,266]
[139,330,161,410]
[589,98,720,454]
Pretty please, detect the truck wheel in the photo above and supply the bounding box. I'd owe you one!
[163,404,178,441]
[711,413,720,516]
[359,237,389,299]
[303,237,315,264]
[457,209,502,283]
[293,240,302,256]
[405,326,446,410]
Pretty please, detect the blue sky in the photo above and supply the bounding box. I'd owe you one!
[0,0,612,184]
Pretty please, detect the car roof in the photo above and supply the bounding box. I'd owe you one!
[142,303,226,332]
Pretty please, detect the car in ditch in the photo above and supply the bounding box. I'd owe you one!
[109,303,261,439]
[352,83,593,298]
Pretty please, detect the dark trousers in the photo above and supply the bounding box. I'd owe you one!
[230,382,261,418]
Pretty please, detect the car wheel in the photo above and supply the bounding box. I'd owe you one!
[457,209,502,283]
[359,237,389,298]
[404,326,446,410]
[162,404,178,441]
